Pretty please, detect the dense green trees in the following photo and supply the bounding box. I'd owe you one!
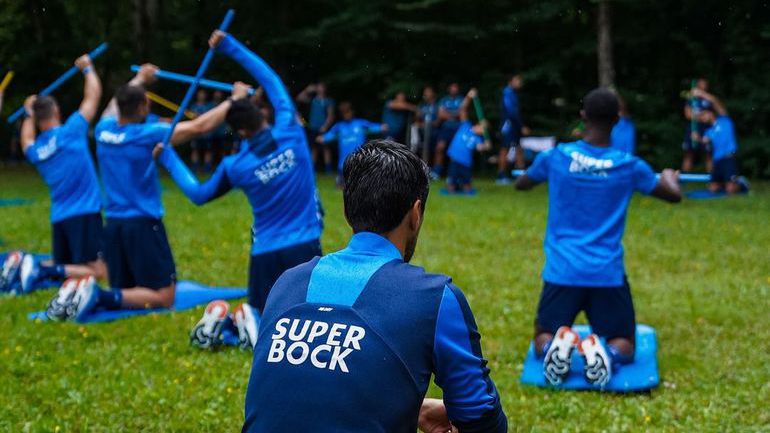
[1,0,767,175]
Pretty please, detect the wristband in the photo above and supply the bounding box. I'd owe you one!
[82,66,92,75]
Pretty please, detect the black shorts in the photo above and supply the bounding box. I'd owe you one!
[248,239,322,312]
[438,123,460,143]
[535,279,636,342]
[501,122,522,149]
[710,156,738,183]
[191,137,212,151]
[682,122,711,152]
[104,217,176,290]
[447,161,472,188]
[52,213,104,265]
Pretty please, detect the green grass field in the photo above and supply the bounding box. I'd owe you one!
[1,166,768,432]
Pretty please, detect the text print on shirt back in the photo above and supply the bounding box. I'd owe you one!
[569,151,614,177]
[254,148,296,184]
[267,317,366,373]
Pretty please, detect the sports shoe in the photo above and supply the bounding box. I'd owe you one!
[69,276,99,321]
[578,334,612,387]
[232,303,259,350]
[20,254,41,294]
[543,326,579,386]
[0,251,24,293]
[46,278,79,321]
[190,300,230,350]
[735,176,750,193]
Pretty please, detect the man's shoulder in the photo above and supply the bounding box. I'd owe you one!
[374,260,452,295]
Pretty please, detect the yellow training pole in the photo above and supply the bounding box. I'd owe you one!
[146,91,196,119]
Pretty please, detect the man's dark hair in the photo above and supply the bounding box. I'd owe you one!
[32,96,58,123]
[343,139,430,234]
[116,84,147,119]
[583,88,619,128]
[226,99,263,132]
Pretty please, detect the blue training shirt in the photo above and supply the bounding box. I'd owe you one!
[322,119,383,170]
[447,121,483,168]
[610,116,636,155]
[161,34,323,256]
[95,116,172,219]
[526,140,658,287]
[381,101,408,136]
[243,232,507,433]
[500,86,521,135]
[705,115,738,161]
[439,95,464,128]
[25,112,102,223]
[308,97,334,131]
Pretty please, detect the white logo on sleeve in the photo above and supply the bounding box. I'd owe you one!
[267,318,366,373]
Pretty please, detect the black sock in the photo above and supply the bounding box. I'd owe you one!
[97,288,123,310]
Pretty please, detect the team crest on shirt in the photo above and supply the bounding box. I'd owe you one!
[35,136,58,161]
[254,149,296,184]
[569,151,614,177]
[267,317,366,373]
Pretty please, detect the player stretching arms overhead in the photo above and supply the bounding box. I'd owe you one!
[516,88,681,387]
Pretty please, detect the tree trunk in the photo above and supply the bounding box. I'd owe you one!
[597,0,615,87]
[133,0,158,60]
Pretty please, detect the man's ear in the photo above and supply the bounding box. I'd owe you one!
[409,200,423,231]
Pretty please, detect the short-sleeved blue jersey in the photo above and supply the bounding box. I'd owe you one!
[381,102,408,135]
[500,86,521,134]
[243,232,507,433]
[439,95,463,128]
[419,101,438,123]
[610,116,636,155]
[322,119,382,170]
[308,97,334,131]
[161,34,323,256]
[25,112,102,223]
[447,121,483,168]
[705,115,738,161]
[526,140,658,286]
[95,116,172,219]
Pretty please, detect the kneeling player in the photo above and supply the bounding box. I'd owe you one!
[446,88,491,193]
[0,54,106,296]
[515,88,682,386]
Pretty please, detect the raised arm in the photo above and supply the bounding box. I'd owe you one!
[296,84,315,104]
[459,90,475,122]
[101,63,158,119]
[211,31,295,128]
[20,96,37,153]
[170,81,250,145]
[433,285,508,433]
[693,88,727,116]
[158,145,233,205]
[75,54,102,122]
[515,149,551,190]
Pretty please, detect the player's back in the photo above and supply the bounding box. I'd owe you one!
[95,117,171,219]
[223,123,322,255]
[243,233,449,433]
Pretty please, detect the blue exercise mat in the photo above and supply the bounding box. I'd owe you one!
[28,280,247,323]
[520,324,659,392]
[686,189,747,200]
[0,198,33,207]
[0,252,58,293]
[439,188,477,196]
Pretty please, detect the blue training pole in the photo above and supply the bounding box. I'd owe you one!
[131,65,256,96]
[159,9,235,148]
[511,169,710,183]
[7,42,108,124]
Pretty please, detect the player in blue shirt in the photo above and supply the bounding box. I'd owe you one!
[682,77,714,173]
[317,101,387,185]
[432,82,464,178]
[415,86,440,161]
[243,139,507,432]
[189,89,216,173]
[610,96,636,154]
[497,73,528,184]
[50,63,241,322]
[5,53,107,300]
[297,82,335,173]
[446,89,492,193]
[157,30,324,350]
[515,88,682,387]
[381,90,417,143]
[693,88,745,195]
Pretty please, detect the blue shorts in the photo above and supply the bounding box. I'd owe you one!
[501,122,522,149]
[682,122,711,152]
[52,212,104,265]
[248,239,322,312]
[438,122,460,143]
[535,279,636,341]
[446,161,472,188]
[104,218,176,290]
[710,156,737,183]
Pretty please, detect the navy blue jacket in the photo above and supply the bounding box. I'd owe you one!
[243,232,507,432]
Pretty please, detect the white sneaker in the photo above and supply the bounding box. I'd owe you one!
[543,326,579,386]
[46,278,79,321]
[232,303,258,350]
[579,334,612,387]
[20,254,41,294]
[190,300,230,349]
[69,276,99,321]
